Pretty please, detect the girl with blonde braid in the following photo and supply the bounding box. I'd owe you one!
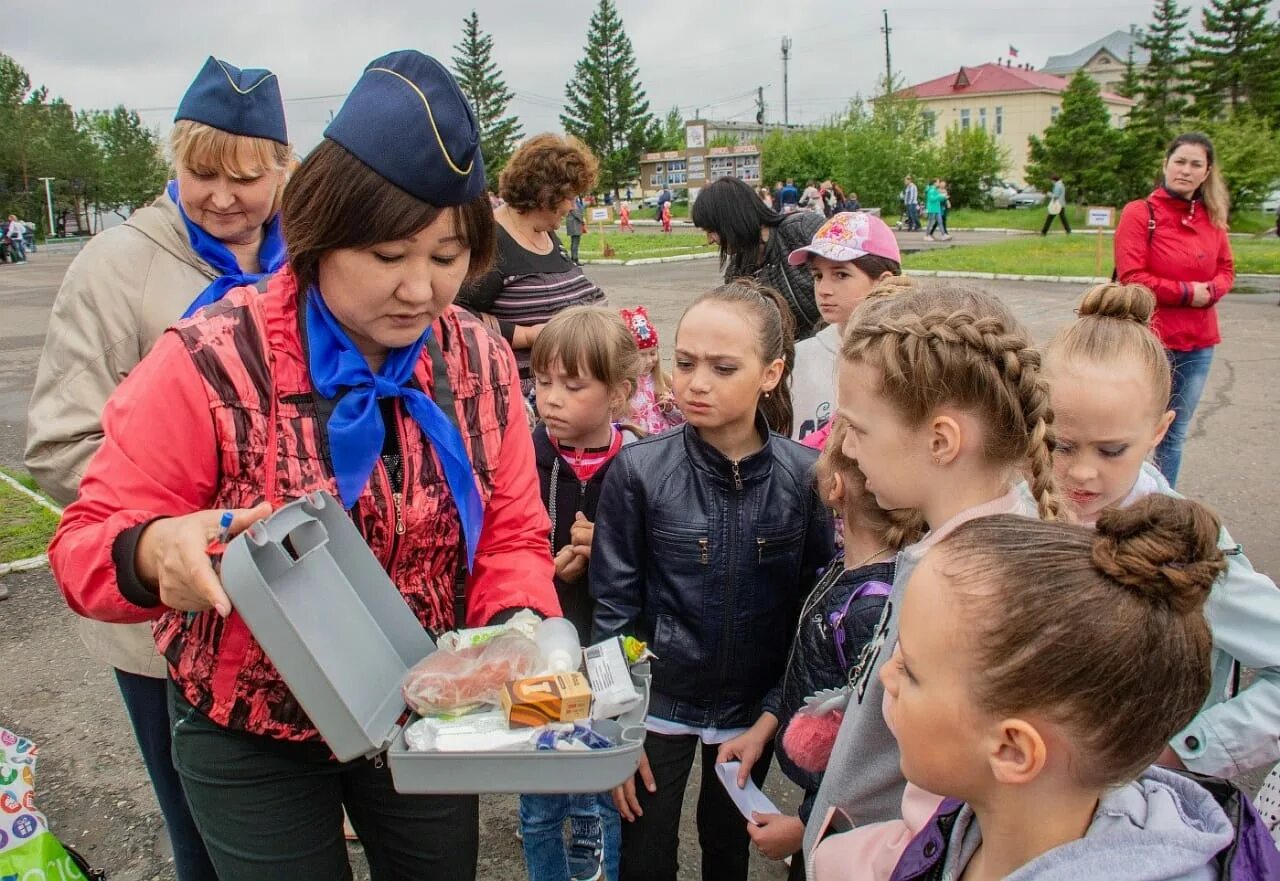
[800,278,1061,877]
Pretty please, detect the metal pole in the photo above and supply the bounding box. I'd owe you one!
[38,177,55,239]
[881,10,893,93]
[781,37,792,127]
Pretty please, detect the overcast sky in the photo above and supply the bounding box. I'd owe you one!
[10,0,1200,155]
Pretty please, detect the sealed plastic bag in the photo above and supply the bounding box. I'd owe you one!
[0,727,97,880]
[401,630,541,714]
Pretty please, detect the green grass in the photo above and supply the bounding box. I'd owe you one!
[0,470,61,564]
[906,235,1280,277]
[578,230,715,261]
[945,206,1275,235]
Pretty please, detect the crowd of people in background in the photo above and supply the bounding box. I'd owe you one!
[15,45,1280,881]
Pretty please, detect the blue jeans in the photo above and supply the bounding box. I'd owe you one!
[115,671,219,881]
[905,203,920,230]
[1155,346,1215,488]
[520,792,620,881]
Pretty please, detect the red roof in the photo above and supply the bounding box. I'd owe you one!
[904,63,1134,104]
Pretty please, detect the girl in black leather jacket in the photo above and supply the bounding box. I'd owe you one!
[740,417,924,878]
[591,280,834,881]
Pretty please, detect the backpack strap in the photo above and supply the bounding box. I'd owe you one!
[1145,199,1157,245]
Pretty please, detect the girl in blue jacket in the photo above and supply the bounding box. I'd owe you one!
[590,279,833,881]
[1044,282,1280,779]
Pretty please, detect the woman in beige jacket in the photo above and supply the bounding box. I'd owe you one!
[24,56,291,881]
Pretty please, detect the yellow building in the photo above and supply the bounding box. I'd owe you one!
[903,62,1135,185]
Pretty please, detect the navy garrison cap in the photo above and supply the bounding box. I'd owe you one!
[324,50,486,205]
[175,56,288,144]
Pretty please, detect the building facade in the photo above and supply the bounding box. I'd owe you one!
[1042,28,1148,93]
[902,62,1135,185]
[638,120,763,196]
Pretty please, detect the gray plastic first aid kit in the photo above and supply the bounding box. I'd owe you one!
[219,491,649,794]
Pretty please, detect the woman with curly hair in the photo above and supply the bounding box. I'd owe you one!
[457,134,606,392]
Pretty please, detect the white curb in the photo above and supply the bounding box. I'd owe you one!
[0,472,62,578]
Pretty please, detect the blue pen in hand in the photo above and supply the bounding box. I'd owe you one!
[215,511,234,546]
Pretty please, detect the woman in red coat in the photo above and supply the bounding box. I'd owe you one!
[49,51,559,881]
[1114,132,1234,488]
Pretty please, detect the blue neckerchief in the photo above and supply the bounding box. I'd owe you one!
[167,180,287,318]
[305,288,484,569]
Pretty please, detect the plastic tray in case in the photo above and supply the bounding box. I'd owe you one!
[219,491,649,794]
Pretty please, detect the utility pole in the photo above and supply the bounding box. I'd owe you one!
[756,85,766,141]
[38,177,55,240]
[781,36,792,127]
[880,9,893,94]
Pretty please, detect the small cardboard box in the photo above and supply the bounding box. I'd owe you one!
[502,672,593,728]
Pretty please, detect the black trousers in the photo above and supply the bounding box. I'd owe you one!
[169,683,479,881]
[619,732,772,881]
[570,234,582,262]
[1041,210,1071,234]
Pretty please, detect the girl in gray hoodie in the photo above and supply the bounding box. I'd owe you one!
[814,495,1263,881]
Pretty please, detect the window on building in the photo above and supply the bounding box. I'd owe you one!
[709,156,736,178]
[1051,105,1060,122]
[922,110,936,137]
[995,106,1003,135]
[960,108,971,130]
[978,107,987,130]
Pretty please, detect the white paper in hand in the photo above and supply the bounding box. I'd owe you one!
[714,761,780,825]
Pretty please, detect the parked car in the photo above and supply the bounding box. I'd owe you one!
[1009,187,1047,209]
[1262,188,1280,214]
[987,180,1021,209]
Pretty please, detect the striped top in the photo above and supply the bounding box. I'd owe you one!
[456,225,606,379]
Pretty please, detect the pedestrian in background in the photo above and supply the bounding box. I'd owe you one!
[1040,173,1072,235]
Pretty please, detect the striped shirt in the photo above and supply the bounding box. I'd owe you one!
[456,225,605,379]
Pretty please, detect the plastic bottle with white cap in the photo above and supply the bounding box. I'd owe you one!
[534,617,582,674]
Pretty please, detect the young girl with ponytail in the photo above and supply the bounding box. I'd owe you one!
[591,279,834,881]
[818,495,1280,880]
[801,277,1061,874]
[1044,282,1280,781]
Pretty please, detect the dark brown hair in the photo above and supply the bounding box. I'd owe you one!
[499,134,599,213]
[281,139,496,295]
[938,494,1225,787]
[680,278,797,435]
[842,277,1060,520]
[817,417,925,550]
[1045,283,1171,414]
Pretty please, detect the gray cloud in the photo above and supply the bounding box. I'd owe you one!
[11,0,1180,155]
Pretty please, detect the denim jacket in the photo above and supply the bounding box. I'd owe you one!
[590,415,833,729]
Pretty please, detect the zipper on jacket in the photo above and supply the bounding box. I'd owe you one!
[717,459,743,717]
[757,537,766,563]
[731,459,743,490]
[377,401,410,570]
[699,538,709,565]
[392,491,405,536]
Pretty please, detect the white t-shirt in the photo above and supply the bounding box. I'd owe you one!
[791,324,841,442]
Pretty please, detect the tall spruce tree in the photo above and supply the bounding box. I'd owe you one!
[1188,0,1280,121]
[1026,71,1123,204]
[561,0,655,196]
[1134,0,1191,141]
[1117,41,1142,99]
[451,11,522,179]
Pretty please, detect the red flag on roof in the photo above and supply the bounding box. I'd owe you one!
[1009,45,1019,57]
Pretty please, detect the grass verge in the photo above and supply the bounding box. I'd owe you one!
[0,470,60,565]
[578,230,714,261]
[945,207,1275,235]
[906,235,1279,277]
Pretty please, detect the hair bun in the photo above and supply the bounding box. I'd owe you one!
[865,275,916,305]
[1091,495,1225,615]
[1077,283,1156,326]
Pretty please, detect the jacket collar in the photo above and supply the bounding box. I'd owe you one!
[681,412,775,486]
[1155,182,1201,210]
[125,190,218,278]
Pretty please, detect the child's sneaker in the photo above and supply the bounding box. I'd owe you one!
[568,841,603,881]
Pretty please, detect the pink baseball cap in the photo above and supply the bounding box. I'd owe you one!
[787,211,901,266]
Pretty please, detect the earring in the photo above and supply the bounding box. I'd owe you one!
[764,391,772,399]
[932,455,941,464]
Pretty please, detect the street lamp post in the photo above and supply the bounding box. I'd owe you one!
[37,177,55,240]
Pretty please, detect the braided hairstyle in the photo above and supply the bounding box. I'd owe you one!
[841,279,1061,520]
[937,494,1225,787]
[682,278,797,436]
